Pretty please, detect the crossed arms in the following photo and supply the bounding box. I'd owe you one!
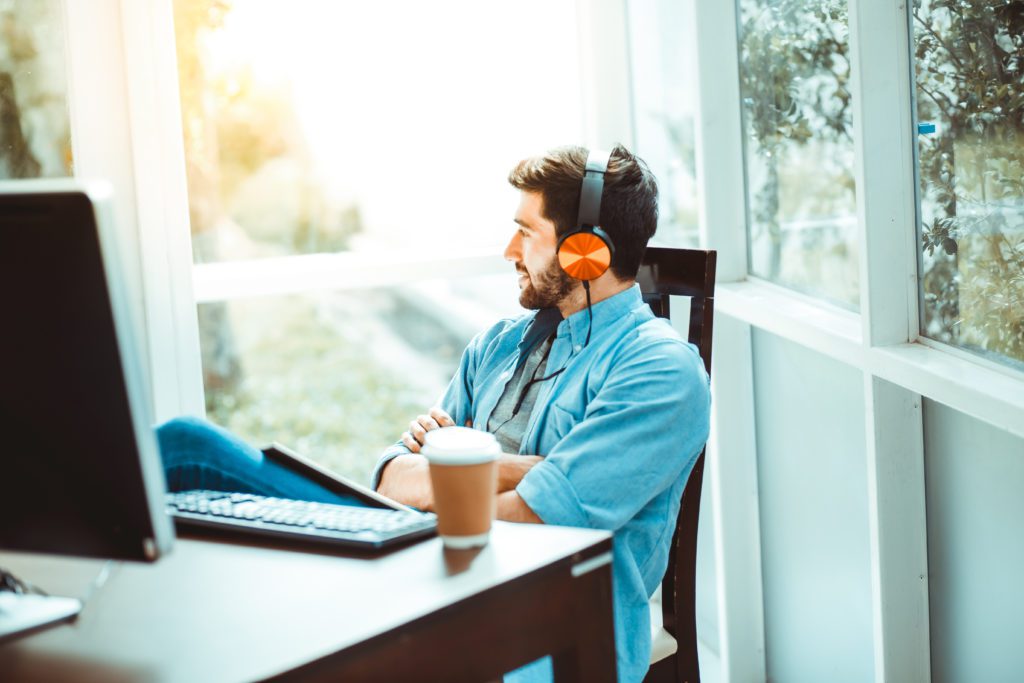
[376,407,543,523]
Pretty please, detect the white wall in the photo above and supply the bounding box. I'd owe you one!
[924,401,1024,683]
[752,329,874,683]
[696,473,720,656]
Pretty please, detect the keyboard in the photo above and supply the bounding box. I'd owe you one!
[167,490,437,550]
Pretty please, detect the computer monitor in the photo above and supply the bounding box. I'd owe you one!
[0,180,174,641]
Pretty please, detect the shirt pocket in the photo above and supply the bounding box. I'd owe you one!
[542,402,581,443]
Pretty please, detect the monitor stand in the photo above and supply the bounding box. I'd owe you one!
[0,592,82,644]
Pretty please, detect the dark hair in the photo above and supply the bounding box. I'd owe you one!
[507,144,659,280]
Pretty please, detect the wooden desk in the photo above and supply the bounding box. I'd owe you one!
[0,521,615,682]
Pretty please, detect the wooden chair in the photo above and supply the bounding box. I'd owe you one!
[636,247,716,683]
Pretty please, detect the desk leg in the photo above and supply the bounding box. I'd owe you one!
[551,562,617,682]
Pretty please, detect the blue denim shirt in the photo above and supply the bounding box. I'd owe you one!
[372,284,710,682]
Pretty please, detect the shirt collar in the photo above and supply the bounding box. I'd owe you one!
[557,283,641,347]
[520,283,642,350]
[519,307,561,353]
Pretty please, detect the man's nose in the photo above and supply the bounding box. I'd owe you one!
[504,232,521,262]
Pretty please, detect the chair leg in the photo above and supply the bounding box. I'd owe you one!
[643,654,677,683]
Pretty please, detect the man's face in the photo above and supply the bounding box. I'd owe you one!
[505,191,576,310]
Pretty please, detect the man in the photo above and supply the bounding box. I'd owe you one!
[157,144,709,682]
[372,144,710,682]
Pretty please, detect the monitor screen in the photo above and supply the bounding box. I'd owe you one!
[0,181,173,561]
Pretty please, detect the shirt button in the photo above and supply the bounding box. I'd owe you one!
[574,344,582,352]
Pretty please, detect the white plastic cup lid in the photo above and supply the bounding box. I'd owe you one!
[421,426,501,465]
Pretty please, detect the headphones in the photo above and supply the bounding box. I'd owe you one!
[492,150,613,434]
[556,149,615,281]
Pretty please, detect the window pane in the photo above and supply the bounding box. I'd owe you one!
[912,0,1024,368]
[627,0,700,247]
[737,0,858,308]
[200,273,521,484]
[173,0,583,263]
[0,0,73,179]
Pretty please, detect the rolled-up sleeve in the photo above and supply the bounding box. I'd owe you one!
[516,338,710,531]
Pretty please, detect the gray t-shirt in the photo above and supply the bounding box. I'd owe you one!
[486,335,554,453]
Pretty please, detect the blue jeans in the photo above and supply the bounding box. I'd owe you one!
[157,416,366,507]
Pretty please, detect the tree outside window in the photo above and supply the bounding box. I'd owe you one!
[737,0,858,308]
[913,0,1024,368]
[0,0,72,180]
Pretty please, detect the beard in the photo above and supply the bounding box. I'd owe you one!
[517,255,576,310]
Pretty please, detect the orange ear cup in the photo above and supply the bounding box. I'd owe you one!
[557,232,612,281]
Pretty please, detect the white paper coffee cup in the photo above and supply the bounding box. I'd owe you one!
[421,427,500,548]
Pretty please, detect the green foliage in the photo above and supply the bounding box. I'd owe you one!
[0,1,73,179]
[173,0,361,259]
[914,0,1024,364]
[204,295,430,485]
[739,0,1024,364]
[738,0,859,307]
[739,1,852,149]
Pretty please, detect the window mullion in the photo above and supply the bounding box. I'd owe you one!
[575,0,634,149]
[694,0,747,281]
[192,252,509,304]
[64,0,156,411]
[695,2,766,680]
[849,0,919,347]
[119,0,205,420]
[848,0,931,680]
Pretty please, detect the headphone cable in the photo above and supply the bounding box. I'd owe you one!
[510,280,593,418]
[492,280,596,436]
[583,280,593,347]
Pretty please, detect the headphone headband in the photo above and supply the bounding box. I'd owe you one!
[558,148,615,282]
[576,149,611,229]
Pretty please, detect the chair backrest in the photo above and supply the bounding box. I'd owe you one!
[636,246,716,683]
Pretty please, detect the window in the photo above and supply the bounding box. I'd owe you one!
[736,0,858,307]
[173,0,584,481]
[0,0,72,179]
[627,0,701,247]
[200,274,521,482]
[912,0,1024,369]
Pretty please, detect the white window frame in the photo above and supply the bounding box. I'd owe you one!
[696,0,1024,681]
[64,0,204,421]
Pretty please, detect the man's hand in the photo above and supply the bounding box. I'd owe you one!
[381,407,461,510]
[401,407,459,453]
[376,453,434,511]
[385,405,543,516]
[498,454,543,492]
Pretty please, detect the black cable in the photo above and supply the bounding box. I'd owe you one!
[509,281,595,418]
[583,280,593,347]
[511,344,564,417]
[491,281,596,436]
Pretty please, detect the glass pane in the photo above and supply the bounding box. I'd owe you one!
[627,0,700,247]
[0,0,73,179]
[912,0,1024,368]
[200,273,521,485]
[173,0,583,263]
[737,0,858,308]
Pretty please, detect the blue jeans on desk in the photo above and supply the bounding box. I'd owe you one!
[157,416,365,506]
